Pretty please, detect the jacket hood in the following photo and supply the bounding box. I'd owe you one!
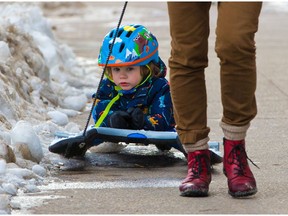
[155,57,167,78]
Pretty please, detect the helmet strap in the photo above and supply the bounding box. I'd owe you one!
[137,64,152,87]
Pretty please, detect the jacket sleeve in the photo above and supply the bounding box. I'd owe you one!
[143,79,175,131]
[92,79,115,127]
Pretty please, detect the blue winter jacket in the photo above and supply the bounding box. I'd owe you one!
[92,71,175,131]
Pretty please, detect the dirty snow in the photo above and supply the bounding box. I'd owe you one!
[0,3,100,213]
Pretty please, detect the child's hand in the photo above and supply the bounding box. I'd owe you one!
[127,107,144,130]
[108,111,131,129]
[108,108,144,130]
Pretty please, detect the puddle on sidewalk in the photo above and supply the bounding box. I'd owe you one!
[50,144,187,171]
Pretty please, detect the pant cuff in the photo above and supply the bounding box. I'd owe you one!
[220,121,250,141]
[184,137,210,153]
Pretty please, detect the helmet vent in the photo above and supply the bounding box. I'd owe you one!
[117,29,124,37]
[109,30,115,38]
[126,31,132,38]
[119,43,125,53]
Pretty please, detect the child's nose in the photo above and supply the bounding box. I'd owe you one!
[119,71,127,78]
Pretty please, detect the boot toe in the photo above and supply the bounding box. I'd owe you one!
[179,181,209,197]
[228,180,257,197]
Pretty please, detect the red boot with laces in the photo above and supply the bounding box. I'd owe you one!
[179,150,211,197]
[223,138,258,197]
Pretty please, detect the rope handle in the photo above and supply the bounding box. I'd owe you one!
[82,2,128,136]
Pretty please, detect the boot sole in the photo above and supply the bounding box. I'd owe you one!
[229,188,257,198]
[180,188,209,197]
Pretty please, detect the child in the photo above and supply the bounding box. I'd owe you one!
[92,24,175,132]
[48,24,176,158]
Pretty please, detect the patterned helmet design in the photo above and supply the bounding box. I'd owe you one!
[98,24,159,66]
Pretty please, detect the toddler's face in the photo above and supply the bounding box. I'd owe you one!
[111,66,142,90]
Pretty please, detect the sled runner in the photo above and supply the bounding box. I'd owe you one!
[49,127,223,164]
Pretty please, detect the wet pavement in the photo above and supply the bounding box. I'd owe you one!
[11,2,288,214]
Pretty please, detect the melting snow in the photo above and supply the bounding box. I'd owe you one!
[0,3,100,213]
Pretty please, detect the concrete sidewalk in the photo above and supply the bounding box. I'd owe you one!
[13,2,288,214]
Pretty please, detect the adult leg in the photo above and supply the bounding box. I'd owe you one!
[168,2,211,150]
[168,2,211,197]
[215,2,262,197]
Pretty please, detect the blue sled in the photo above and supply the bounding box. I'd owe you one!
[50,127,222,164]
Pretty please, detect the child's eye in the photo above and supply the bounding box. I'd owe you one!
[127,67,135,71]
[112,67,120,72]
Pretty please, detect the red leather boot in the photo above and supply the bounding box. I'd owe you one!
[223,138,258,197]
[179,150,211,197]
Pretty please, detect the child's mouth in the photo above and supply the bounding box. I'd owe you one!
[120,82,129,87]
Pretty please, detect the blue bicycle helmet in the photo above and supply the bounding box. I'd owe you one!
[98,24,159,67]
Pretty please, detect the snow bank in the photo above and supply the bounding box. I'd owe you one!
[10,121,44,163]
[0,3,100,213]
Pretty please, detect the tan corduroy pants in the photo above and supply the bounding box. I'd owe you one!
[167,2,262,149]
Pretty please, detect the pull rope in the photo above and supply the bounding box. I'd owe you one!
[82,1,128,136]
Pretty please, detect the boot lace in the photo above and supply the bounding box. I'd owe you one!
[228,144,260,176]
[190,154,211,178]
